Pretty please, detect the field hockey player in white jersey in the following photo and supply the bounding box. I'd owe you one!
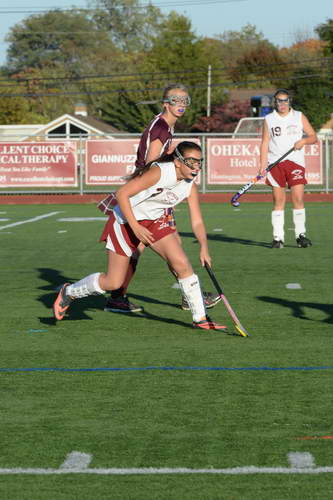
[54,141,227,331]
[259,89,317,248]
[98,83,219,314]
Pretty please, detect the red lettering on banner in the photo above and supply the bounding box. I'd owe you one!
[207,139,322,185]
[0,142,77,187]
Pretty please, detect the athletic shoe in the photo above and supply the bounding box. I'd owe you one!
[53,283,73,320]
[271,239,284,249]
[104,295,143,313]
[181,291,221,311]
[296,234,312,248]
[193,316,227,331]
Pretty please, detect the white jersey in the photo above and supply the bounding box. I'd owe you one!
[114,162,194,223]
[265,109,305,167]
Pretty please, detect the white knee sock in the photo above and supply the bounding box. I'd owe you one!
[66,273,105,299]
[272,210,284,241]
[178,274,206,322]
[293,208,306,238]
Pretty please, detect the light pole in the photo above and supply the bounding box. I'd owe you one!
[207,65,212,117]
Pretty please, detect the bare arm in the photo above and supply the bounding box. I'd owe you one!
[145,138,164,164]
[259,120,270,175]
[187,184,211,267]
[294,114,318,150]
[116,167,161,245]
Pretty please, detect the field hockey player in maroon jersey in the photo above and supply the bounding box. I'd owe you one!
[98,83,220,313]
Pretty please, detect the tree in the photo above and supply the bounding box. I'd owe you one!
[229,41,285,86]
[191,100,251,133]
[280,39,327,60]
[144,11,227,129]
[316,19,333,54]
[3,7,134,122]
[289,67,332,130]
[101,89,161,132]
[5,9,115,73]
[0,72,45,123]
[92,0,161,52]
[279,39,329,84]
[284,24,333,130]
[214,24,268,70]
[98,10,227,132]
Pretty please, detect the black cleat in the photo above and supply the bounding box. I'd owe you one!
[104,295,143,313]
[271,239,284,249]
[296,234,312,248]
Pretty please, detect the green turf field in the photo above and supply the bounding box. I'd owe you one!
[0,201,333,499]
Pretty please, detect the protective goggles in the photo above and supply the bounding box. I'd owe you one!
[163,95,191,107]
[175,148,203,169]
[275,97,290,104]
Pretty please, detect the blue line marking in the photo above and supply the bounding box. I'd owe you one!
[0,366,333,373]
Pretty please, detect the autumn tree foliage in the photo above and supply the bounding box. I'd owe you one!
[229,42,285,85]
[191,100,251,133]
[1,5,332,131]
[280,38,327,60]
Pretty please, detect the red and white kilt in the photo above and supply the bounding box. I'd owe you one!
[100,212,176,257]
[266,160,307,188]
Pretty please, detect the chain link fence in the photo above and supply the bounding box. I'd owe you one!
[0,132,332,195]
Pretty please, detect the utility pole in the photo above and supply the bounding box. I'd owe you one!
[207,65,212,117]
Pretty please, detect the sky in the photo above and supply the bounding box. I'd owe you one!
[0,0,332,65]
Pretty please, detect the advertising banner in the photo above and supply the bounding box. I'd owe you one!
[0,142,77,187]
[86,138,202,185]
[207,139,322,185]
[86,140,138,185]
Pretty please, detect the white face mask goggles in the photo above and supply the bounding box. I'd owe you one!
[276,97,290,105]
[174,147,203,170]
[163,95,191,107]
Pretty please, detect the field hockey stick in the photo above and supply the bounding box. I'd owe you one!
[230,147,294,207]
[204,263,250,337]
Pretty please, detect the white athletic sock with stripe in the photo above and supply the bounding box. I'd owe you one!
[66,273,105,299]
[178,274,206,322]
[272,210,284,242]
[293,208,306,238]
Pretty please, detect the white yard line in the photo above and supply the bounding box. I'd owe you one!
[0,212,60,231]
[1,466,333,475]
[0,452,331,475]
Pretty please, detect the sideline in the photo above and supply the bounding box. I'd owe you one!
[1,365,333,373]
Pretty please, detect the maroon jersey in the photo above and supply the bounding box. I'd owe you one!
[135,113,173,169]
